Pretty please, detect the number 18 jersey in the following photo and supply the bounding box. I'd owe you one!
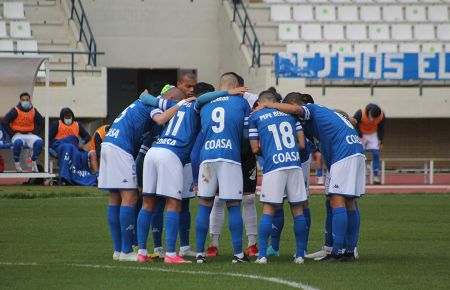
[249,108,302,174]
[199,96,251,165]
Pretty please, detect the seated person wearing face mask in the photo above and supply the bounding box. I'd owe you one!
[49,107,91,147]
[2,92,44,172]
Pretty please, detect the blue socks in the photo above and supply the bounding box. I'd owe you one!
[31,139,43,161]
[120,206,136,254]
[293,214,307,258]
[332,207,348,255]
[316,168,323,177]
[107,205,121,252]
[13,139,23,162]
[179,199,191,247]
[258,213,273,258]
[372,149,380,176]
[165,211,180,253]
[151,199,166,248]
[346,207,360,254]
[304,207,311,254]
[195,204,213,253]
[137,208,153,250]
[325,199,333,247]
[228,205,244,255]
[270,207,284,251]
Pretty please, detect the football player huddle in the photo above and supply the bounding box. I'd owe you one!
[98,72,365,264]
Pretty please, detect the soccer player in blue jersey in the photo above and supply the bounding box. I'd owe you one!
[136,85,248,263]
[249,91,308,265]
[255,96,365,262]
[98,90,187,262]
[195,73,251,263]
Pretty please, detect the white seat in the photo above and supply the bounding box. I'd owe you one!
[377,43,398,53]
[0,21,7,38]
[354,43,375,53]
[279,24,299,40]
[300,24,322,40]
[337,6,358,21]
[271,5,292,21]
[405,6,426,21]
[16,39,38,53]
[0,39,14,55]
[422,43,443,53]
[437,24,450,40]
[286,0,308,3]
[392,24,412,40]
[383,6,403,22]
[428,6,449,22]
[361,6,381,21]
[286,42,307,54]
[333,0,352,3]
[293,5,314,21]
[264,0,285,3]
[353,0,374,3]
[308,0,329,3]
[10,21,32,38]
[376,0,398,3]
[308,43,330,54]
[3,2,25,19]
[316,5,336,21]
[346,24,367,40]
[414,24,435,40]
[369,24,389,40]
[324,24,344,40]
[331,43,352,54]
[398,0,418,3]
[399,43,420,53]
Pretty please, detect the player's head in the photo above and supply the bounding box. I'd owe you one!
[163,87,186,101]
[300,93,314,104]
[267,87,283,102]
[257,90,279,104]
[193,82,215,97]
[283,92,304,105]
[19,92,31,109]
[219,72,239,90]
[60,107,75,125]
[177,72,197,97]
[222,72,244,87]
[367,103,381,119]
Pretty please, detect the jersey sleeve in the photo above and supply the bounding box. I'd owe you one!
[248,115,259,140]
[158,99,178,111]
[295,121,303,132]
[150,107,163,119]
[300,104,313,121]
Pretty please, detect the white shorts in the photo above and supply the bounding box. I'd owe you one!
[143,147,187,200]
[198,161,243,201]
[362,133,379,150]
[325,154,366,198]
[12,133,42,148]
[261,168,308,205]
[98,143,137,190]
[183,163,195,199]
[302,154,312,195]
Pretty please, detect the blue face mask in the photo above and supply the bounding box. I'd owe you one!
[21,101,31,110]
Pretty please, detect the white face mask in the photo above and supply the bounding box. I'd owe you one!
[64,118,73,125]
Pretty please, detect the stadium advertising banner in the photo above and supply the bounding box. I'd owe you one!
[274,52,450,80]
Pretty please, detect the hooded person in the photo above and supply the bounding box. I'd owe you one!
[49,107,91,146]
[2,92,44,172]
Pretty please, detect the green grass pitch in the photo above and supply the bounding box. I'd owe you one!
[0,186,449,289]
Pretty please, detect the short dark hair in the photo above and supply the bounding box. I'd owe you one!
[367,104,382,117]
[221,72,244,86]
[267,87,282,102]
[194,82,215,96]
[20,92,30,99]
[300,93,314,104]
[178,72,196,83]
[258,90,279,103]
[283,92,303,105]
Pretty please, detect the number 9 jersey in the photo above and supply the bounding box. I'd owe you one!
[249,108,303,174]
[199,95,251,165]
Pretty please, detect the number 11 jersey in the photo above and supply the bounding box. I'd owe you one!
[199,95,251,165]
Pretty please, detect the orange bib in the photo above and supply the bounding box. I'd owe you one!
[10,106,35,133]
[55,120,80,140]
[359,106,383,135]
[88,125,109,152]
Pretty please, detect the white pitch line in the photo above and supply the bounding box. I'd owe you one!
[0,261,319,290]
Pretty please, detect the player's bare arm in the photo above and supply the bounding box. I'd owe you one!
[255,102,305,117]
[249,139,260,156]
[152,97,196,125]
